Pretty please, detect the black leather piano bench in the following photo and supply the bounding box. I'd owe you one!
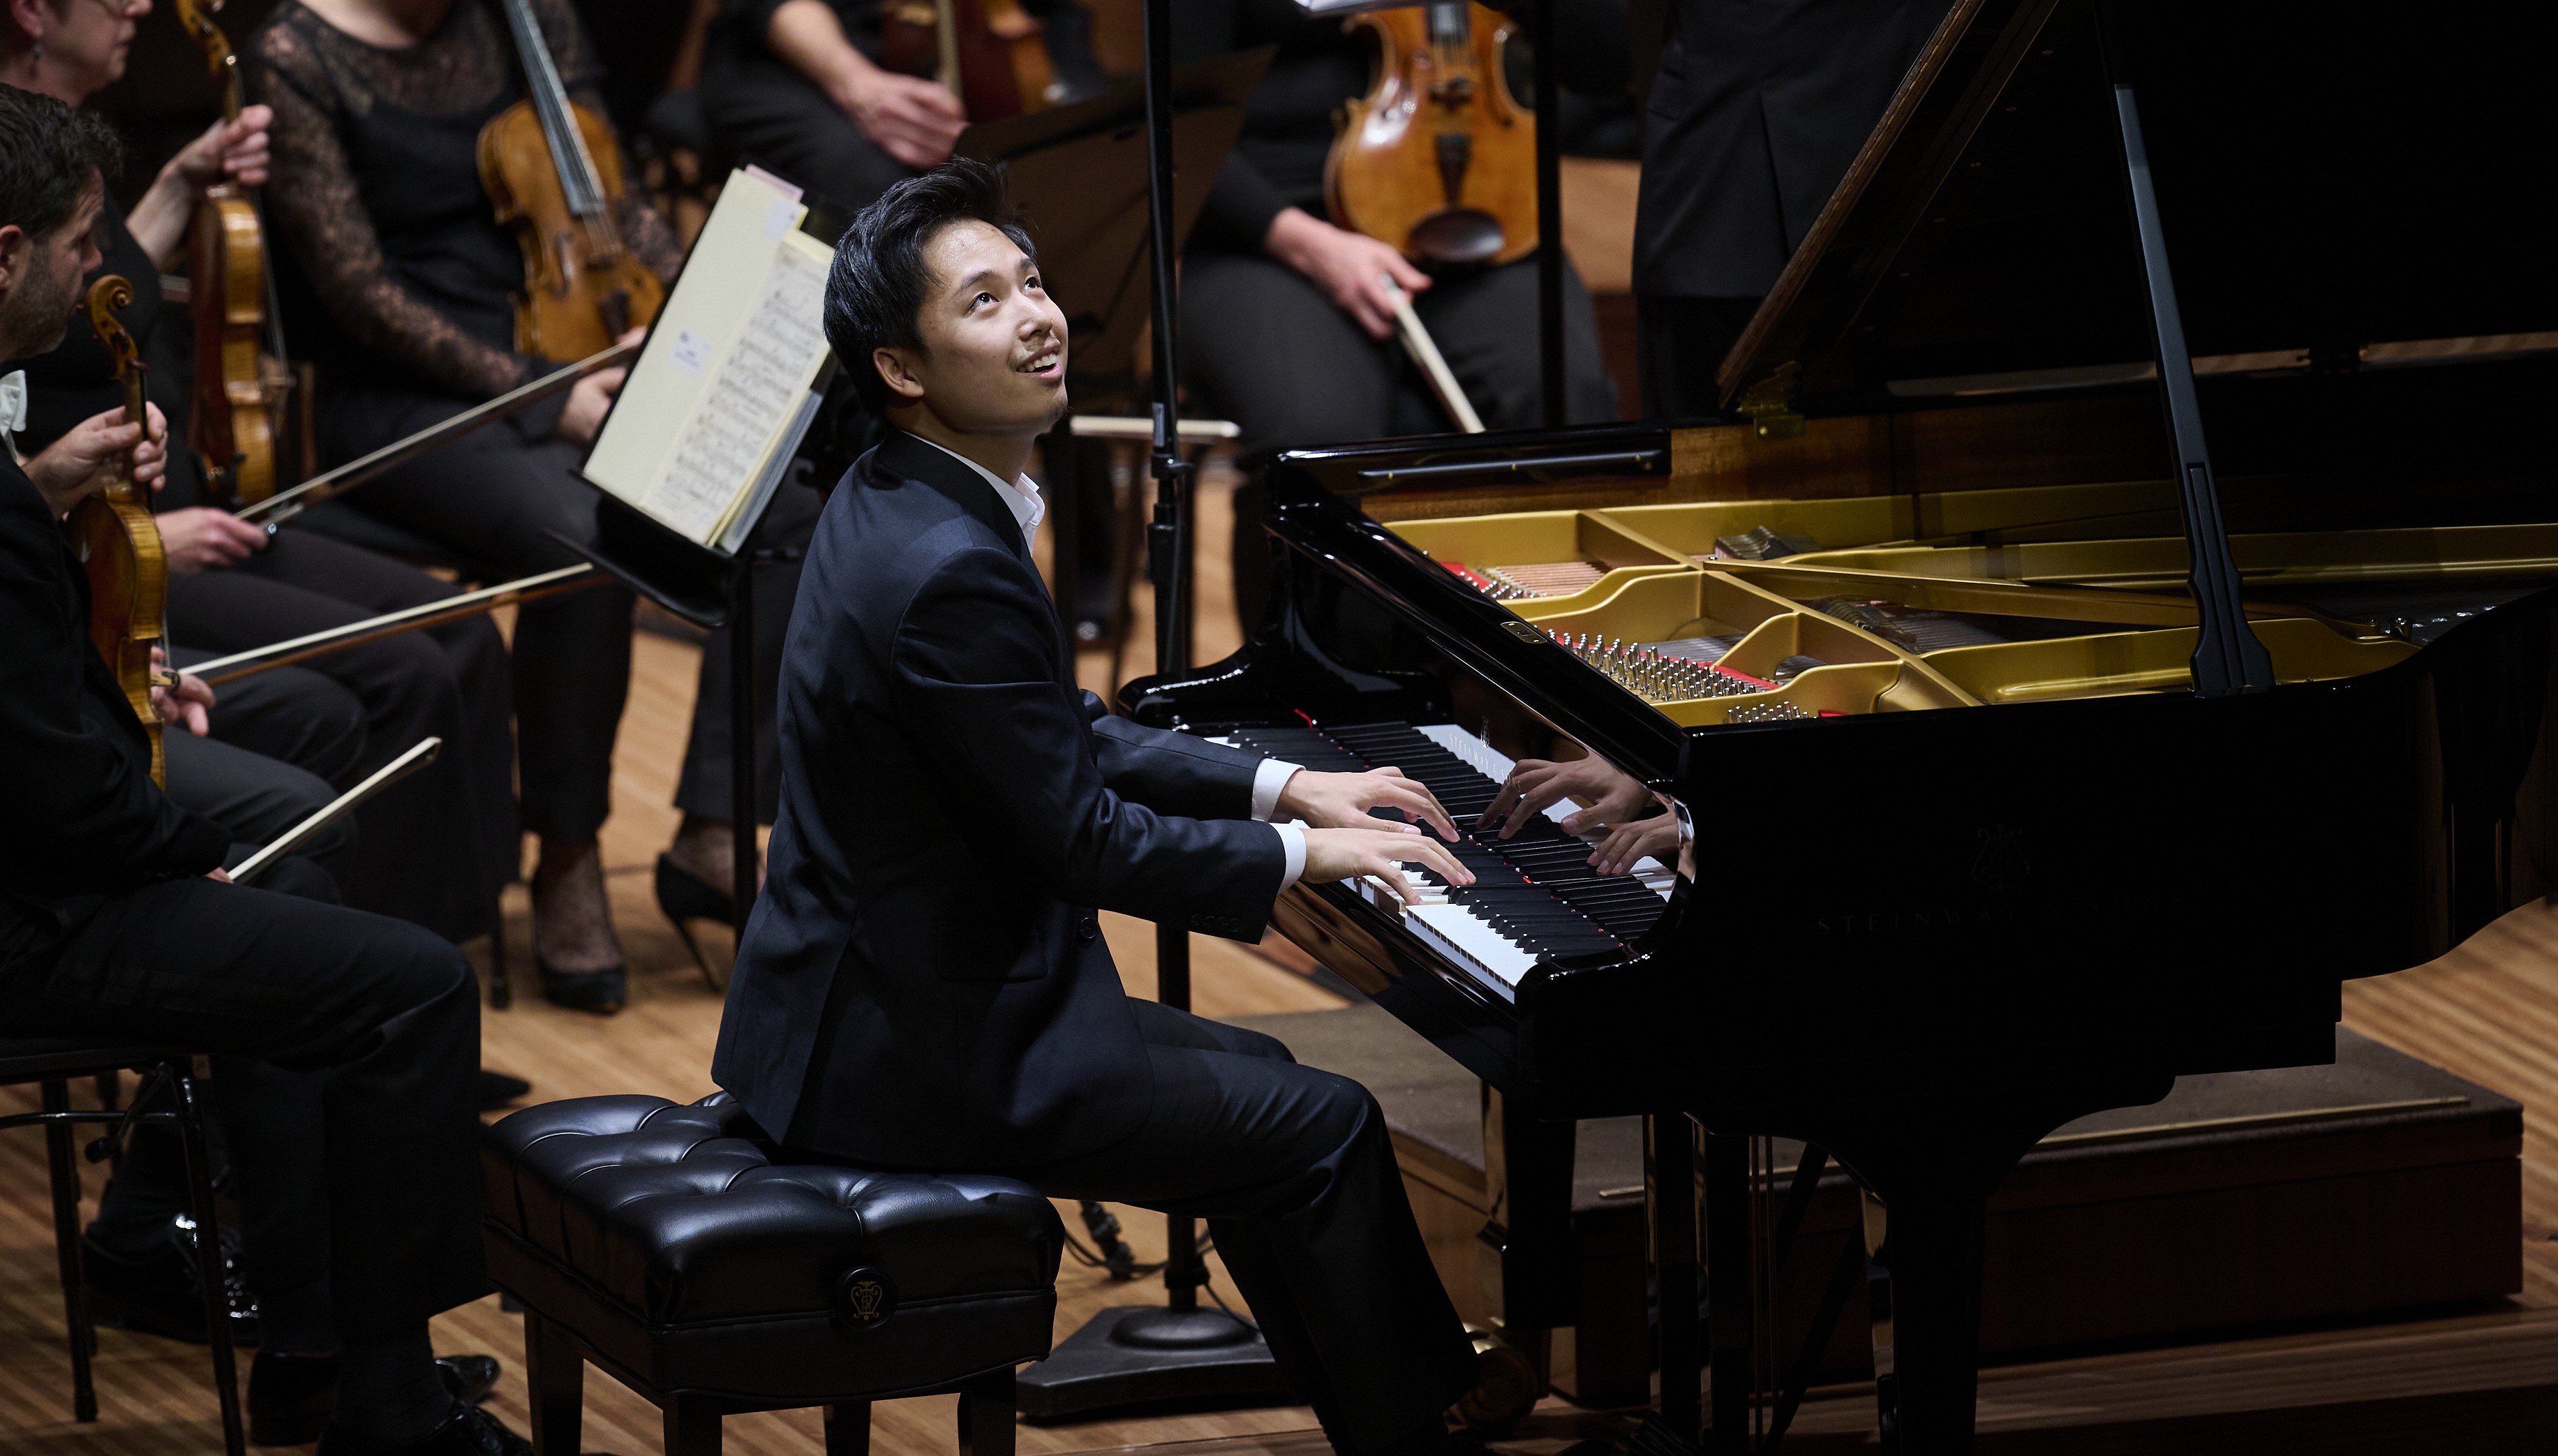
[480,1093,1065,1456]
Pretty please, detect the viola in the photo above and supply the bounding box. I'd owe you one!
[478,0,664,361]
[879,0,1059,122]
[1327,1,1538,267]
[66,276,173,786]
[176,0,295,506]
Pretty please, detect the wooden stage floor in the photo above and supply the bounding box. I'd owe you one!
[3,470,2554,1452]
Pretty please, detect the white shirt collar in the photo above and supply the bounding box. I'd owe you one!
[907,432,1044,546]
[0,371,26,460]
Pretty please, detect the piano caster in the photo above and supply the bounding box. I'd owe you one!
[1451,1323,1542,1429]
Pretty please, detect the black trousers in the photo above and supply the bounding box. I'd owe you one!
[163,725,351,875]
[172,529,516,939]
[985,1002,1477,1455]
[320,387,634,842]
[699,40,910,236]
[0,879,486,1343]
[1180,248,1621,626]
[1634,294,1762,421]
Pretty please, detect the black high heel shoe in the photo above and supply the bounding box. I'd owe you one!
[654,852,737,992]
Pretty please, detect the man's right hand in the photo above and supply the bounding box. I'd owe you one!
[1302,824,1475,907]
[1264,207,1432,341]
[158,507,271,572]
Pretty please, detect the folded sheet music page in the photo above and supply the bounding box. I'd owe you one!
[585,168,835,549]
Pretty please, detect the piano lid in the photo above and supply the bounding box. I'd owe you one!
[1716,0,2558,415]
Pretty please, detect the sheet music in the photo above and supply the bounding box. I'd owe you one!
[584,170,835,549]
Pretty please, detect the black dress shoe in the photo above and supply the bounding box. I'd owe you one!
[475,1069,532,1110]
[653,852,736,992]
[317,1404,540,1456]
[252,1352,503,1446]
[82,1212,259,1347]
[535,955,626,1014]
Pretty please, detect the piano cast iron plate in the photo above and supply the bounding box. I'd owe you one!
[1228,1006,2522,1394]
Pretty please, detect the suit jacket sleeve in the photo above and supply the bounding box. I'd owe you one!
[1082,692,1268,821]
[893,547,1284,938]
[0,489,228,886]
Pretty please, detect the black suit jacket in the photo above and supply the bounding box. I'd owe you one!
[0,456,229,965]
[712,432,1287,1166]
[1633,0,1954,299]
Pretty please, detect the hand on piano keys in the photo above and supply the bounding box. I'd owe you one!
[1480,753,1653,839]
[1302,825,1475,908]
[1590,807,1682,879]
[1274,766,1463,841]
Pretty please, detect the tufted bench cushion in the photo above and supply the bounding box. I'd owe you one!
[481,1093,1064,1403]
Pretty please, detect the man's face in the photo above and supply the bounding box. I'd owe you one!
[0,178,105,362]
[877,218,1069,437]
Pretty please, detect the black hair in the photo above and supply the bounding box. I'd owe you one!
[0,83,121,244]
[824,158,1036,415]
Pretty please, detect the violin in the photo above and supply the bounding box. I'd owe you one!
[66,276,173,786]
[1327,1,1538,267]
[176,0,295,506]
[879,0,1059,121]
[478,0,664,361]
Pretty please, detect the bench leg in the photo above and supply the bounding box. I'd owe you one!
[522,1310,586,1456]
[823,1402,870,1456]
[664,1393,722,1455]
[955,1371,1013,1456]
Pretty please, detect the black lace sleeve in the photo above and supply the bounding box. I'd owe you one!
[248,15,537,400]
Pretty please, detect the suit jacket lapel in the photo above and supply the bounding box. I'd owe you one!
[877,431,1076,683]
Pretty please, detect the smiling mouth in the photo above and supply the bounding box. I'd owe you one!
[1017,346,1062,377]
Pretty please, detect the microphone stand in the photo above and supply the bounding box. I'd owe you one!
[1014,0,1290,1418]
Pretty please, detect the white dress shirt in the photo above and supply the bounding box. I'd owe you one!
[909,433,1307,887]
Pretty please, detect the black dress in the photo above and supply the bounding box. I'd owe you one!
[5,202,516,941]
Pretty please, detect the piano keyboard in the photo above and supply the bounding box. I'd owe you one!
[1216,721,1676,999]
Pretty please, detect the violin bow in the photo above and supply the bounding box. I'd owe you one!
[185,563,601,686]
[234,339,638,526]
[228,736,443,883]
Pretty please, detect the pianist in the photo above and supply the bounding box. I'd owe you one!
[713,159,1492,1456]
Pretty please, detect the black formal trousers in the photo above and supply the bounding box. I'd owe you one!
[319,385,634,843]
[987,1002,1478,1455]
[699,40,909,235]
[0,879,486,1342]
[1180,248,1620,625]
[172,528,518,939]
[163,727,352,875]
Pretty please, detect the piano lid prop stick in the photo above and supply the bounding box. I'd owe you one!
[226,736,442,884]
[186,564,599,686]
[1382,276,1485,433]
[235,340,639,527]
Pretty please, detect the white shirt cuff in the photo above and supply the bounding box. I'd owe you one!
[1270,822,1307,891]
[1250,758,1301,823]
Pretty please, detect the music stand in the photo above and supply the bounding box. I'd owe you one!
[999,17,1297,1422]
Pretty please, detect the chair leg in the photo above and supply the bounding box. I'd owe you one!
[488,894,513,1009]
[172,1065,247,1456]
[522,1310,587,1456]
[663,1393,722,1456]
[41,1080,98,1423]
[823,1402,871,1456]
[956,1371,1013,1456]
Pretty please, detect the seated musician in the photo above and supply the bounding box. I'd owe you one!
[1632,0,1951,414]
[716,161,1492,1456]
[0,1,518,949]
[0,86,523,1456]
[1173,0,1621,623]
[244,0,785,1008]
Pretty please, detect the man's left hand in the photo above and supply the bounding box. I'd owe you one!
[24,403,168,516]
[1277,767,1462,842]
[148,646,216,737]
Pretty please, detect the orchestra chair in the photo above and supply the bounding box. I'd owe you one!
[482,1093,1063,1456]
[0,1039,247,1456]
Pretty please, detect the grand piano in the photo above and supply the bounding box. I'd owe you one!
[1123,0,2553,1450]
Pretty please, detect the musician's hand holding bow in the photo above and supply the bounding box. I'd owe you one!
[158,507,270,572]
[1277,766,1462,841]
[1265,208,1432,341]
[22,402,166,517]
[148,646,216,738]
[1481,753,1651,839]
[555,329,646,445]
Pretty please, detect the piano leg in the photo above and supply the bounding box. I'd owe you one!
[1464,1087,1575,1425]
[1861,1187,1985,1455]
[1700,1133,1753,1456]
[1646,1112,1702,1448]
